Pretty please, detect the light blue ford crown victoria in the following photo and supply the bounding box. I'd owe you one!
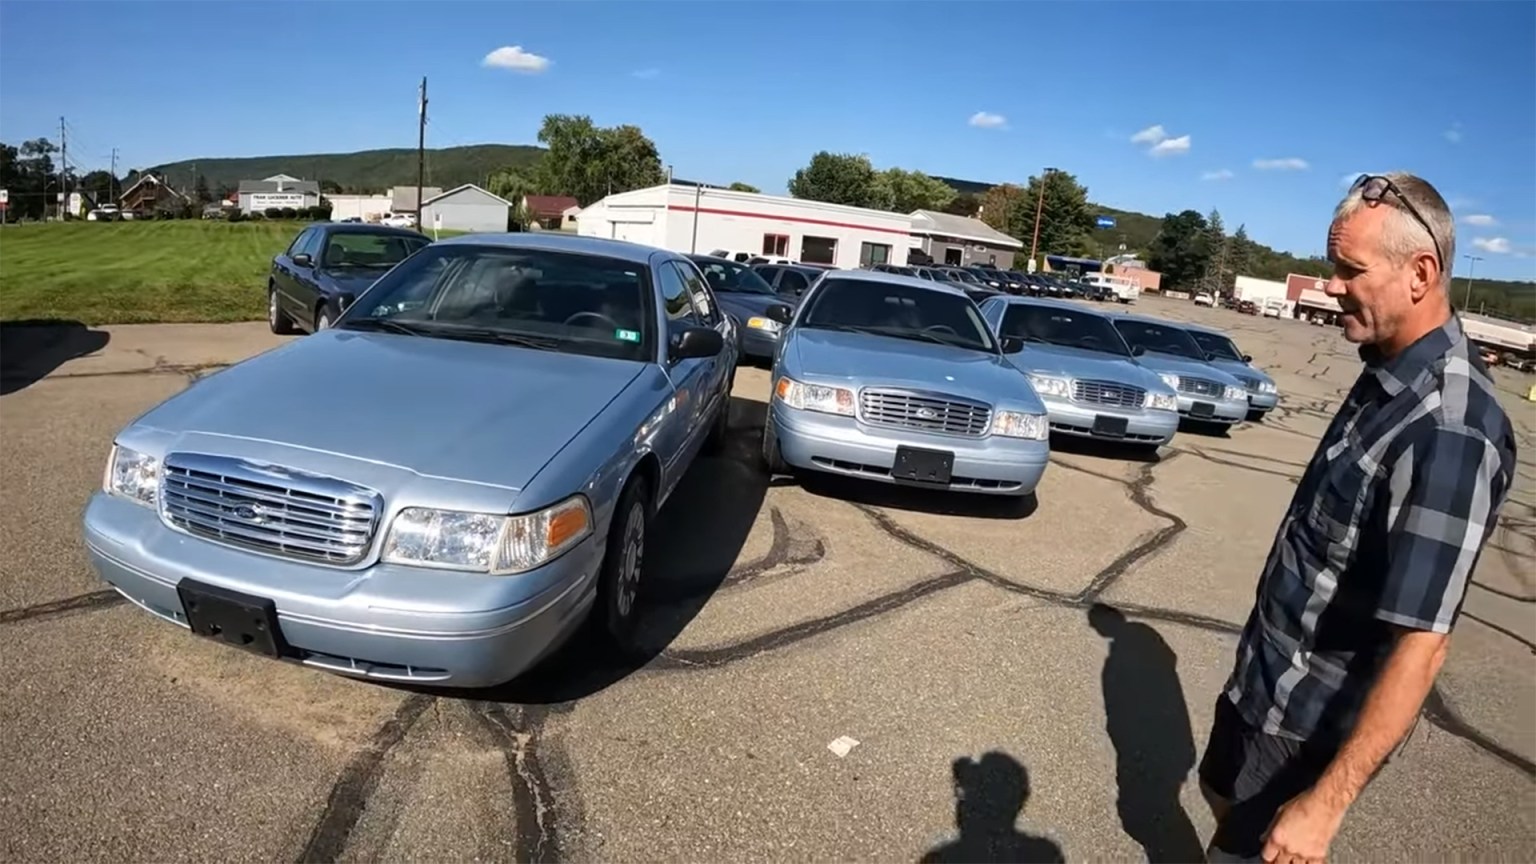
[761,270,1051,496]
[977,296,1181,448]
[83,233,736,688]
[1107,313,1251,427]
[1178,322,1281,419]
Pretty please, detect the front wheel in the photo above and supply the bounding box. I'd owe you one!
[268,287,296,335]
[760,419,790,477]
[315,307,333,332]
[594,477,650,650]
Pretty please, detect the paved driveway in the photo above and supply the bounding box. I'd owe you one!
[2,298,1531,861]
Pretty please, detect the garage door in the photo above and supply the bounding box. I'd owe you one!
[612,221,654,245]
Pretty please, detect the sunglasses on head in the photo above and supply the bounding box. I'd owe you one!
[1349,174,1444,274]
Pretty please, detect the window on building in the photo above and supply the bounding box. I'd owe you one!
[801,235,837,265]
[859,242,892,267]
[762,233,790,256]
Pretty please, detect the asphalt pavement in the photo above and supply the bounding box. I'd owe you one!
[1,298,1532,862]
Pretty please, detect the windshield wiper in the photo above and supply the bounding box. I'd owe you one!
[338,317,429,336]
[425,326,560,351]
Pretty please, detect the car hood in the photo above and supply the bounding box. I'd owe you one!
[134,330,643,490]
[1008,342,1168,391]
[1208,357,1273,385]
[791,328,1043,411]
[716,291,797,319]
[1134,350,1243,385]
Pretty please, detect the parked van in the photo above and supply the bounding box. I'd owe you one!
[1082,273,1140,304]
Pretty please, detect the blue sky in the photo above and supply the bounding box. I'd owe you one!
[3,1,1532,280]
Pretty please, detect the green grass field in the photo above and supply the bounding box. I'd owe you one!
[0,221,473,326]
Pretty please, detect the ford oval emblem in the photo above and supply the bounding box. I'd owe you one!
[915,407,938,420]
[232,503,264,522]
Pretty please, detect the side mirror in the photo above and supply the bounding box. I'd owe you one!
[765,303,794,325]
[670,326,724,361]
[999,335,1025,354]
[1131,345,1147,357]
[292,253,313,268]
[1241,353,1253,363]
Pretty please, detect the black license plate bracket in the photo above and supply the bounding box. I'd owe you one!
[891,446,955,485]
[176,579,285,658]
[1190,402,1216,418]
[1092,415,1129,438]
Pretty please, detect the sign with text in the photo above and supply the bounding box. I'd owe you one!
[1095,215,1117,229]
[250,192,308,210]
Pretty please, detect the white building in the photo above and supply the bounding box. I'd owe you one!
[576,183,912,268]
[1234,275,1294,317]
[326,194,394,223]
[420,184,512,233]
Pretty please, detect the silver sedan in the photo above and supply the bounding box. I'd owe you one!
[1107,313,1252,426]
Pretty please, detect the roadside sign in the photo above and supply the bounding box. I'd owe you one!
[1095,215,1117,229]
[432,212,442,240]
[0,189,8,204]
[1026,257,1037,273]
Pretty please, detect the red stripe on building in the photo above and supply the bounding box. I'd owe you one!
[666,204,913,237]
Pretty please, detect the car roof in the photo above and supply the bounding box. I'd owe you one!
[820,267,970,297]
[434,231,661,264]
[316,222,425,238]
[989,295,1109,315]
[1104,310,1199,329]
[1178,320,1230,336]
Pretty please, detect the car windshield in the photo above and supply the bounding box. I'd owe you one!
[337,244,653,362]
[802,277,996,353]
[688,257,777,295]
[1112,320,1206,360]
[322,232,430,269]
[1188,329,1244,361]
[946,269,981,284]
[1001,304,1131,357]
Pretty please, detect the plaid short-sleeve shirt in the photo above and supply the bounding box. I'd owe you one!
[1224,315,1517,743]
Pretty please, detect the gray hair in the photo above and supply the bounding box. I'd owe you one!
[1333,172,1456,290]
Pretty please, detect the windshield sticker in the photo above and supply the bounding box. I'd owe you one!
[615,328,641,343]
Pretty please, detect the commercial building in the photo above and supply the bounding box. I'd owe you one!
[419,184,513,233]
[576,183,913,268]
[237,174,321,214]
[522,194,580,230]
[1235,275,1294,316]
[390,185,443,218]
[908,210,1023,269]
[326,194,393,223]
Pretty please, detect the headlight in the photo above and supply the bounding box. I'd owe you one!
[991,410,1049,440]
[382,495,592,574]
[1259,381,1278,394]
[104,445,160,506]
[1223,385,1248,402]
[1026,374,1071,399]
[774,376,854,415]
[1158,372,1180,390]
[745,316,782,334]
[1144,391,1179,412]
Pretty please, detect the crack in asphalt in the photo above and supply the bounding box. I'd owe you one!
[1462,611,1536,655]
[0,588,125,625]
[1422,689,1536,779]
[1,361,233,386]
[1470,580,1536,604]
[474,702,563,864]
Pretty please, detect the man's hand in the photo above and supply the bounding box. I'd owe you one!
[1261,789,1346,864]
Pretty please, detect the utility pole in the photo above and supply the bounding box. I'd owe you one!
[416,77,428,234]
[1462,254,1484,310]
[689,181,702,253]
[58,116,68,220]
[110,147,119,203]
[1028,167,1057,270]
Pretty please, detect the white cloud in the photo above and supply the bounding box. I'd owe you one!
[1202,169,1235,181]
[1444,122,1464,144]
[1253,157,1310,171]
[969,111,1007,129]
[631,68,660,79]
[1462,213,1498,227]
[482,45,551,73]
[1149,135,1191,157]
[1472,237,1512,254]
[1130,124,1168,145]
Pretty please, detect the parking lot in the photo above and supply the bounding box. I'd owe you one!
[2,295,1532,861]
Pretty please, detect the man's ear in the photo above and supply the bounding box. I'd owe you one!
[1408,250,1440,302]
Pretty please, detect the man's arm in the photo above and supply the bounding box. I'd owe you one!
[1262,423,1507,863]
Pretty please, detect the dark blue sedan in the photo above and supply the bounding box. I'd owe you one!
[268,223,432,334]
[685,254,801,364]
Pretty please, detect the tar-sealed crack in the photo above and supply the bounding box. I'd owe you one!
[474,702,563,863]
[0,588,125,626]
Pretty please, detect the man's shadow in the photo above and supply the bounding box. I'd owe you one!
[920,751,1065,864]
[1088,603,1205,862]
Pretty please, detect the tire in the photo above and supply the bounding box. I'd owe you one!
[593,476,650,650]
[268,286,296,335]
[760,417,790,477]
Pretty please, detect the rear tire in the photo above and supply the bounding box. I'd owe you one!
[594,476,649,650]
[268,286,296,335]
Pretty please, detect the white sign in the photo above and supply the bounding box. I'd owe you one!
[0,189,8,204]
[250,192,308,210]
[1026,257,1037,273]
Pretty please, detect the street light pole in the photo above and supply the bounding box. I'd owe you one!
[1028,167,1057,270]
[1462,254,1483,310]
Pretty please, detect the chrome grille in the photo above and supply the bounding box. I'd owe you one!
[159,453,382,565]
[1176,377,1224,397]
[858,388,992,437]
[1071,379,1145,409]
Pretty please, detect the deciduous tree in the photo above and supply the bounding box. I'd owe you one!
[727,181,760,193]
[876,168,956,214]
[533,115,665,206]
[787,152,886,209]
[1146,209,1214,290]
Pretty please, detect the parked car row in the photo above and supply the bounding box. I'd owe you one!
[84,230,1281,694]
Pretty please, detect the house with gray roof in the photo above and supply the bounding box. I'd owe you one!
[909,209,1024,269]
[237,173,321,214]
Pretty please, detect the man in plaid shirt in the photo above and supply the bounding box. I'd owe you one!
[1199,172,1518,863]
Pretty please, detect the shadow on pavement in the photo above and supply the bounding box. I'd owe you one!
[0,319,110,395]
[468,395,772,704]
[1088,603,1205,863]
[797,473,1038,520]
[920,751,1065,863]
[1177,418,1234,438]
[1048,433,1166,464]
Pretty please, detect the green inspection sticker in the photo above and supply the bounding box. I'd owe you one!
[615,329,641,343]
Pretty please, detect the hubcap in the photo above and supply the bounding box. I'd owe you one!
[318,314,330,330]
[268,292,277,325]
[615,502,645,617]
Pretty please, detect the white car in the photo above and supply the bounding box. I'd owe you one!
[1194,292,1214,307]
[1261,299,1286,318]
[380,212,417,228]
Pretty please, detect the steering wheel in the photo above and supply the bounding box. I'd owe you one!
[564,311,619,329]
[923,324,959,336]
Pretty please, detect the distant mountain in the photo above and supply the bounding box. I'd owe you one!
[148,144,545,194]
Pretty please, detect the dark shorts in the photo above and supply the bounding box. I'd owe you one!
[1197,695,1339,859]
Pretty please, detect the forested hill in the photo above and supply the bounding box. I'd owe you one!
[148,144,544,194]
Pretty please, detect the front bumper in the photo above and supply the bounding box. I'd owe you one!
[1176,393,1249,424]
[1042,398,1179,445]
[82,492,600,688]
[1245,390,1279,411]
[770,404,1049,496]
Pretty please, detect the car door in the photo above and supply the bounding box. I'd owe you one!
[281,229,324,323]
[274,228,314,313]
[671,258,734,456]
[652,257,712,493]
